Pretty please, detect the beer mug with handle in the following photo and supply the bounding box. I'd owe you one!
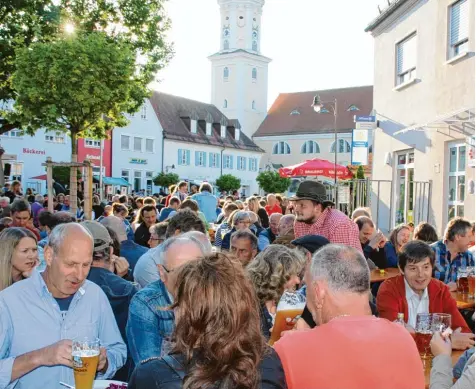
[72,337,100,389]
[268,291,306,346]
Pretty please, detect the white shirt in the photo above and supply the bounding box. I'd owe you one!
[404,278,429,329]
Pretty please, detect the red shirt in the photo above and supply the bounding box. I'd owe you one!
[294,208,362,252]
[265,203,282,216]
[377,275,471,333]
[274,315,425,389]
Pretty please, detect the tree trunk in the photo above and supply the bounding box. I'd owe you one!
[70,130,79,219]
[0,157,4,188]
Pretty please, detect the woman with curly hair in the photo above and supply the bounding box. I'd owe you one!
[247,245,305,340]
[128,252,286,389]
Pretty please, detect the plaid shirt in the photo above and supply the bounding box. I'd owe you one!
[431,240,475,284]
[294,208,362,252]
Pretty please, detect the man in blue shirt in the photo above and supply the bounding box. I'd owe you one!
[191,182,218,223]
[431,218,474,287]
[0,223,126,389]
[127,232,210,364]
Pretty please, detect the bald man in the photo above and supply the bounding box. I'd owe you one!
[0,223,126,388]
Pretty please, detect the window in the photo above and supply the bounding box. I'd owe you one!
[252,67,257,81]
[209,152,220,168]
[134,171,142,192]
[85,139,101,148]
[223,155,233,169]
[330,139,351,153]
[249,158,258,172]
[290,109,300,115]
[449,0,469,58]
[224,67,229,80]
[272,141,291,155]
[252,100,256,110]
[224,40,229,50]
[396,33,417,85]
[146,171,153,178]
[252,40,258,51]
[347,105,360,111]
[301,140,320,154]
[141,105,147,119]
[223,99,228,109]
[145,139,154,153]
[178,149,190,166]
[133,137,142,152]
[4,130,22,138]
[121,169,130,182]
[395,151,415,225]
[448,144,466,219]
[195,151,206,167]
[121,135,130,150]
[45,134,65,143]
[238,156,247,170]
[92,166,105,175]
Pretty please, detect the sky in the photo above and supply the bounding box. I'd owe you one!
[154,0,381,108]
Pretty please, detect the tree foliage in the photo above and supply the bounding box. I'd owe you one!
[153,172,179,188]
[256,171,291,194]
[215,174,241,193]
[52,166,81,187]
[0,0,173,133]
[355,165,365,179]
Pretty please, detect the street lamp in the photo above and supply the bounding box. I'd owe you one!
[311,94,338,206]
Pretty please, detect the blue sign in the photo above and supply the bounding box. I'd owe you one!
[355,115,376,122]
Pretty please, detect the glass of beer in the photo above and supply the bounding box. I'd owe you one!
[457,267,469,294]
[467,267,475,299]
[415,313,433,359]
[72,337,100,389]
[432,313,451,333]
[268,291,306,346]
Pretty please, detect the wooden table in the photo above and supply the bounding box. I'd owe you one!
[424,350,464,388]
[370,268,400,283]
[451,292,475,310]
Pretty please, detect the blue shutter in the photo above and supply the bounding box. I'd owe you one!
[242,157,247,170]
[249,158,252,170]
[195,151,199,166]
[186,150,191,165]
[202,152,207,167]
[209,152,213,167]
[217,153,221,168]
[178,149,183,165]
[230,156,234,169]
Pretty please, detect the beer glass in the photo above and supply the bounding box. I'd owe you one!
[457,267,469,294]
[467,267,475,299]
[268,291,306,346]
[415,313,433,359]
[432,313,451,334]
[72,337,100,389]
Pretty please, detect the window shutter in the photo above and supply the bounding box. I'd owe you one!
[243,157,247,170]
[203,152,207,167]
[217,153,221,168]
[397,34,416,75]
[186,150,191,165]
[209,153,213,167]
[451,0,469,45]
[195,151,199,166]
[178,149,183,165]
[249,158,252,170]
[230,156,234,169]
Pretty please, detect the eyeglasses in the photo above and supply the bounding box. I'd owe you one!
[161,265,175,274]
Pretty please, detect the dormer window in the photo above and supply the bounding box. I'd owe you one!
[347,105,360,112]
[290,109,300,115]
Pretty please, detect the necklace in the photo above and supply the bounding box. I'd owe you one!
[329,314,350,322]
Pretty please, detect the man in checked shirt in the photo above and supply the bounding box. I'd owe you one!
[291,181,362,252]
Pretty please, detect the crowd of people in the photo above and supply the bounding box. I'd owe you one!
[0,178,474,389]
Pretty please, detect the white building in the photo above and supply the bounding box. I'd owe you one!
[209,0,271,139]
[0,129,71,194]
[111,99,163,194]
[150,91,264,196]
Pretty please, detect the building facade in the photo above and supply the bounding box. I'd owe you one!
[111,99,164,194]
[252,86,373,176]
[77,136,112,177]
[0,129,71,194]
[209,0,271,139]
[366,0,475,235]
[150,91,263,196]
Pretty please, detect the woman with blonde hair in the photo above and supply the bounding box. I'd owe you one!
[247,196,269,228]
[0,227,38,291]
[384,224,412,267]
[247,245,305,339]
[128,252,286,389]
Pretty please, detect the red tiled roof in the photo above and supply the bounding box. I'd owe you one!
[253,85,373,137]
[149,91,264,153]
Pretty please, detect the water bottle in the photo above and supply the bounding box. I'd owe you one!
[394,312,405,326]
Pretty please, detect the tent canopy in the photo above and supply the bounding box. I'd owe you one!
[279,158,353,180]
[93,176,131,186]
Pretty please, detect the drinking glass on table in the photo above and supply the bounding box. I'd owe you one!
[467,267,475,299]
[415,313,433,359]
[432,313,452,334]
[72,337,100,389]
[457,267,469,294]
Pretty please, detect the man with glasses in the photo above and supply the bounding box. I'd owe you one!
[126,233,211,364]
[148,222,168,248]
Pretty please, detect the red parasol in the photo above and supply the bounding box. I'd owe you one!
[30,174,47,180]
[278,158,353,180]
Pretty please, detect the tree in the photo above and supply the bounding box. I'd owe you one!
[355,165,365,179]
[9,32,142,217]
[0,0,173,134]
[215,174,241,193]
[256,171,291,194]
[153,172,179,189]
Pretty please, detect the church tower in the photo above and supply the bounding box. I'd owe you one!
[209,0,271,139]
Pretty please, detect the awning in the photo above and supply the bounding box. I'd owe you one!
[93,176,131,186]
[393,107,475,135]
[30,174,47,180]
